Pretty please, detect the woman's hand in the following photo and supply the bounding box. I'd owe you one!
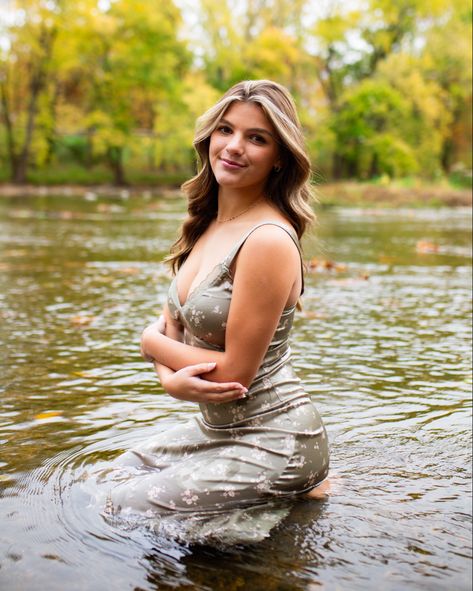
[161,362,248,404]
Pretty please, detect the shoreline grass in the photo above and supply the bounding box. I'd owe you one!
[0,176,470,208]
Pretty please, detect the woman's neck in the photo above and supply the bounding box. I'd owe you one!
[216,187,266,222]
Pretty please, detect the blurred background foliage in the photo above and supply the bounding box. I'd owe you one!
[0,0,471,187]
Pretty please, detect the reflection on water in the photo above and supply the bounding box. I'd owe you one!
[0,195,471,590]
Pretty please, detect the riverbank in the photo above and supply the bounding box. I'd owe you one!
[0,180,470,208]
[315,181,471,208]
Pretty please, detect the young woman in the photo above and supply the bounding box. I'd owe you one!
[109,80,329,520]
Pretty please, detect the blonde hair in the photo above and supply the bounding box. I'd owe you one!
[167,79,315,272]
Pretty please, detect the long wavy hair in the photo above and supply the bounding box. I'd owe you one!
[167,79,315,273]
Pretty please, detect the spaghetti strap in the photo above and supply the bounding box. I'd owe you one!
[224,221,305,294]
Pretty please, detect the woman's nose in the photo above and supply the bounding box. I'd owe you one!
[226,133,244,153]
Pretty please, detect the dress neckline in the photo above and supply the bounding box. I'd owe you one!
[174,221,299,309]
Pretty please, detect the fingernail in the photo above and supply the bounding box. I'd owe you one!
[208,362,216,368]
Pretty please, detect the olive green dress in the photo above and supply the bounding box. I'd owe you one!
[105,222,329,542]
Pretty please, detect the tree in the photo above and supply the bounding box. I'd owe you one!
[420,3,472,172]
[75,0,190,184]
[0,0,62,183]
[376,53,451,177]
[0,0,190,185]
[308,0,465,179]
[333,79,416,178]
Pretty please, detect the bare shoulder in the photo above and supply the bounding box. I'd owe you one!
[230,223,301,305]
[240,223,300,261]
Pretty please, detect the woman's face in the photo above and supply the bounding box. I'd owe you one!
[209,101,280,192]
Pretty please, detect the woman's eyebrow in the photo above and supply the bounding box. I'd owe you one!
[219,118,275,138]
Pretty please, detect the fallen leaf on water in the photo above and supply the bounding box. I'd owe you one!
[416,240,439,254]
[70,315,95,326]
[59,210,75,219]
[327,277,369,286]
[72,371,94,378]
[34,410,62,420]
[308,258,347,272]
[323,260,335,270]
[301,310,328,319]
[308,257,320,270]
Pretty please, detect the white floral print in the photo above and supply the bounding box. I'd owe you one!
[110,223,329,521]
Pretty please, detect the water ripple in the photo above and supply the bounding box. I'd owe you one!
[0,201,471,590]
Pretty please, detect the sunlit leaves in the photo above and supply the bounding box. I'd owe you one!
[0,0,471,184]
[237,27,302,85]
[333,79,417,178]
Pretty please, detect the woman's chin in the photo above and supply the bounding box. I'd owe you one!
[214,175,247,189]
[213,173,266,192]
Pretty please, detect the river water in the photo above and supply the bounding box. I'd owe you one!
[0,194,471,590]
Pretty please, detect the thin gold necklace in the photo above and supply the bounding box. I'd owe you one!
[216,196,264,223]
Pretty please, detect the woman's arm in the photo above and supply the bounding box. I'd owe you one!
[142,225,300,389]
[150,305,248,403]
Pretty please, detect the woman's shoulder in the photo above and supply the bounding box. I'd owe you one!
[237,220,301,263]
[243,219,299,245]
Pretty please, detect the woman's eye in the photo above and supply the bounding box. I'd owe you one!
[250,134,266,144]
[218,125,232,134]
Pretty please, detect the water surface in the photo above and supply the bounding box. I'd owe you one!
[0,195,471,590]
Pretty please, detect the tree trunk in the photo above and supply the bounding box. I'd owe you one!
[331,152,344,180]
[369,152,379,178]
[44,80,60,165]
[12,73,44,183]
[108,146,127,186]
[441,138,454,173]
[0,78,19,180]
[85,132,94,168]
[8,26,57,184]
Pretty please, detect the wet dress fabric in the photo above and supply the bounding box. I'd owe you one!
[107,222,329,538]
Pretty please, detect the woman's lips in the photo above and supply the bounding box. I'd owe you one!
[220,158,246,169]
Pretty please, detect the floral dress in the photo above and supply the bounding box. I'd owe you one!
[105,222,329,542]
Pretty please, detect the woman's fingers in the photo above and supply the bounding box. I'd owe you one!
[206,390,247,403]
[201,381,247,393]
[184,362,217,376]
[183,363,247,392]
[169,363,248,402]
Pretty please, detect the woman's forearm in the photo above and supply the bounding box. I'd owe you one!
[152,308,183,388]
[142,329,243,385]
[148,320,248,400]
[144,328,224,370]
[154,360,174,387]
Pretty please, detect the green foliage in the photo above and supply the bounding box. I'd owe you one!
[333,79,417,178]
[0,0,470,186]
[234,27,302,86]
